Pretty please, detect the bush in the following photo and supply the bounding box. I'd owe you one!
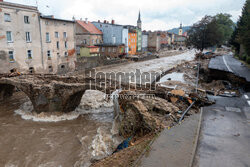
[240,54,247,61]
[246,57,250,64]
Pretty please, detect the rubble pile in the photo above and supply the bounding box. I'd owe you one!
[118,91,180,137]
[116,89,212,138]
[195,52,215,60]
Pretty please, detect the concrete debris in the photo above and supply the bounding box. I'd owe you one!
[195,52,215,60]
[118,91,180,137]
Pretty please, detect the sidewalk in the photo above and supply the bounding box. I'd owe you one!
[137,112,202,167]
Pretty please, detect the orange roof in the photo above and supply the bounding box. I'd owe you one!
[77,20,102,35]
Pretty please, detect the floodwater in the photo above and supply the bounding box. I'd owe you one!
[0,90,122,167]
[159,72,185,83]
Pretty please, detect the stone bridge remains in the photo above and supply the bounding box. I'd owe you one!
[0,74,118,113]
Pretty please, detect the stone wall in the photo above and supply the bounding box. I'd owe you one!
[75,56,128,71]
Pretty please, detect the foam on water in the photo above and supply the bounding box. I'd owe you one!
[14,90,114,122]
[90,126,122,160]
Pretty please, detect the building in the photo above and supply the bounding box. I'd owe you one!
[147,31,161,52]
[122,27,129,53]
[128,29,137,55]
[179,23,183,36]
[40,16,76,73]
[80,46,100,57]
[174,34,186,46]
[75,19,103,55]
[96,43,125,58]
[136,11,142,52]
[142,31,148,52]
[0,1,43,73]
[92,20,128,54]
[159,32,170,48]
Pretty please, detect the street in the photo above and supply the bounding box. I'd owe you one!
[209,53,250,82]
[194,54,250,167]
[194,94,250,167]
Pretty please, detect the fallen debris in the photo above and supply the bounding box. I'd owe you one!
[118,91,180,138]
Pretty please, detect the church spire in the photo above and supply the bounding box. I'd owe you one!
[137,10,142,29]
[137,10,141,23]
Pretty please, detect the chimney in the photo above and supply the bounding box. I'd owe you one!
[111,20,115,24]
[85,18,88,23]
[98,20,100,23]
[80,18,82,21]
[104,20,107,23]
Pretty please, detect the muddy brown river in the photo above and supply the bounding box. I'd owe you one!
[0,91,122,167]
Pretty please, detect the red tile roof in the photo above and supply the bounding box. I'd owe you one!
[77,20,102,35]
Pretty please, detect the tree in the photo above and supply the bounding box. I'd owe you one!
[214,13,235,44]
[231,0,250,63]
[239,0,250,57]
[186,15,223,51]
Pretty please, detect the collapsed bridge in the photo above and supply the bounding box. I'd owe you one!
[0,74,122,113]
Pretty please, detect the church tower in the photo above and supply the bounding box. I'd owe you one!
[137,11,142,29]
[179,23,183,35]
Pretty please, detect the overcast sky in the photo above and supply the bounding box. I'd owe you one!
[6,0,246,31]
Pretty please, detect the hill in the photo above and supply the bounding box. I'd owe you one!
[167,26,191,34]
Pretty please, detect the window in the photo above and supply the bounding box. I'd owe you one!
[63,32,67,38]
[47,50,51,60]
[108,47,111,52]
[26,32,31,42]
[113,47,116,52]
[24,16,29,24]
[96,39,99,44]
[112,36,116,44]
[83,39,87,44]
[4,13,11,22]
[29,67,34,74]
[45,21,49,25]
[55,32,59,38]
[48,66,53,72]
[92,39,95,44]
[102,47,105,52]
[64,52,68,56]
[65,41,67,48]
[56,41,59,49]
[27,50,32,59]
[46,32,50,42]
[6,31,13,42]
[9,51,14,62]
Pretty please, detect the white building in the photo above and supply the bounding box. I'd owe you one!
[142,32,148,52]
[0,1,43,73]
[122,27,128,53]
[40,16,76,74]
[0,1,76,74]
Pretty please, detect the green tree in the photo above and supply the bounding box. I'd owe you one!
[214,13,235,44]
[186,15,222,51]
[231,0,250,62]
